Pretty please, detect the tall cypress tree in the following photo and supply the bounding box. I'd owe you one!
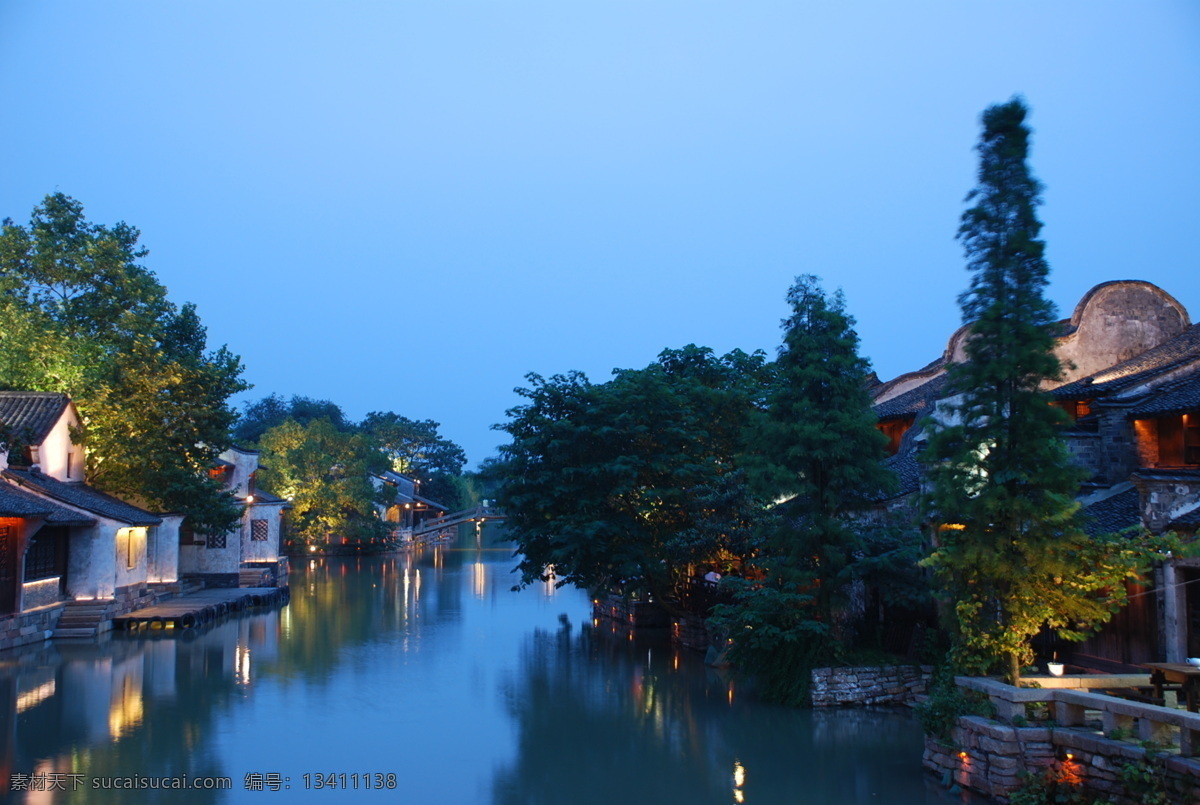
[713,276,894,703]
[924,99,1154,683]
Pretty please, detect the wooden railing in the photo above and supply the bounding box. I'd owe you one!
[957,675,1200,756]
[412,504,505,536]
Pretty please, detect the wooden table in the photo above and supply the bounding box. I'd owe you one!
[1144,663,1200,712]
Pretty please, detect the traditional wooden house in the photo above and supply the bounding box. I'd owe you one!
[867,280,1200,668]
[178,446,289,588]
[372,470,449,544]
[0,392,181,648]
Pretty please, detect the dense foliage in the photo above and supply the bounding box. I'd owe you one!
[360,410,468,507]
[492,345,770,608]
[0,193,246,533]
[235,393,353,443]
[240,395,471,547]
[922,99,1171,683]
[710,276,899,703]
[257,417,392,547]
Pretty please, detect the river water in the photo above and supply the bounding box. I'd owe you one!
[3,528,975,804]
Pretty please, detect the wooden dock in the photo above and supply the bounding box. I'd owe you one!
[113,587,289,632]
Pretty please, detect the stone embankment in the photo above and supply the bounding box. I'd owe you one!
[810,665,934,707]
[923,676,1200,803]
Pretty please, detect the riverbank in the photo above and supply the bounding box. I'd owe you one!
[924,676,1200,803]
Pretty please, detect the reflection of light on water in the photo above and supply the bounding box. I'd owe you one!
[474,561,486,599]
[282,605,292,637]
[733,760,746,803]
[414,568,422,601]
[543,565,557,597]
[29,758,64,805]
[236,644,252,685]
[109,674,144,739]
[16,679,56,713]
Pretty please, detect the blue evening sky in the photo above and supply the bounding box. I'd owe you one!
[2,2,1198,466]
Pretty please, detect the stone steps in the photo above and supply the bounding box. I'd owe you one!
[52,601,109,639]
[239,568,271,587]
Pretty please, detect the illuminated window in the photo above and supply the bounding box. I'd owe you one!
[876,416,915,456]
[1153,411,1200,467]
[251,519,269,541]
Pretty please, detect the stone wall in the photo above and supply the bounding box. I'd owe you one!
[0,604,63,651]
[924,715,1200,804]
[810,665,933,707]
[21,578,62,611]
[180,572,239,589]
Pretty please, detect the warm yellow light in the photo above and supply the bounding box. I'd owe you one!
[941,523,967,531]
[246,495,255,503]
[109,675,144,740]
[16,680,55,714]
[236,645,252,685]
[733,762,746,788]
[1065,753,1074,761]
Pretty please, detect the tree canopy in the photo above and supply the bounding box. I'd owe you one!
[492,345,770,607]
[711,276,898,703]
[922,99,1170,683]
[257,417,392,546]
[234,394,351,444]
[0,193,246,533]
[238,394,472,545]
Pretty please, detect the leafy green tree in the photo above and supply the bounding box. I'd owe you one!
[0,193,246,533]
[360,411,468,508]
[711,276,895,703]
[234,394,350,444]
[923,99,1170,683]
[360,411,467,476]
[256,417,391,546]
[493,345,769,608]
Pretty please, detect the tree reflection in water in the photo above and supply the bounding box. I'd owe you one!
[1,619,259,804]
[494,620,972,805]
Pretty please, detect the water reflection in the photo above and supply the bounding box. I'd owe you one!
[493,619,969,805]
[1,615,271,803]
[0,531,972,804]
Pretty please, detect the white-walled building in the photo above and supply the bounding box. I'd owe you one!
[0,392,180,648]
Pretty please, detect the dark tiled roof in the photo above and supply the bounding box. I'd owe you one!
[0,482,95,525]
[862,449,922,503]
[1170,506,1200,530]
[3,468,161,526]
[415,494,450,511]
[874,374,948,421]
[1080,486,1141,537]
[249,488,288,505]
[1131,468,1200,482]
[0,392,71,444]
[884,449,922,498]
[1126,371,1200,419]
[1053,324,1200,399]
